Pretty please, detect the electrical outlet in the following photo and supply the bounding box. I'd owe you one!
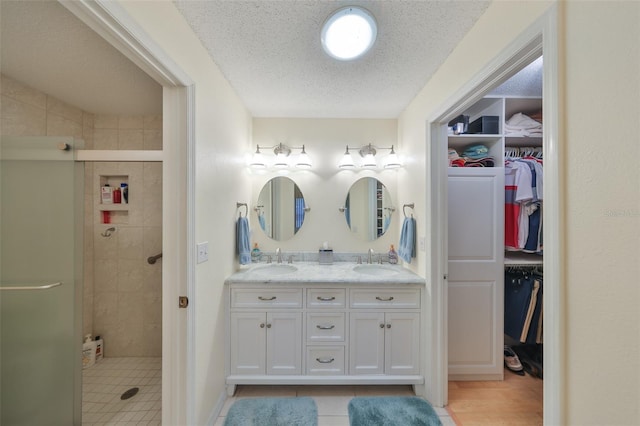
[197,242,209,264]
[419,236,426,252]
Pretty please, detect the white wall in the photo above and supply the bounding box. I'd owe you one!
[116,2,252,424]
[399,1,640,424]
[252,118,401,254]
[563,2,639,424]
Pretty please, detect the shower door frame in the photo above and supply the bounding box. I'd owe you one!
[61,1,196,424]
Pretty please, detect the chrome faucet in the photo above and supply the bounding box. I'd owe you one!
[276,248,282,264]
[367,248,374,264]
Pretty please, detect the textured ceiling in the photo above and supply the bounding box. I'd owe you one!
[0,1,491,119]
[0,1,162,115]
[173,0,491,118]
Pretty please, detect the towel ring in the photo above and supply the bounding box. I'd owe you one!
[403,203,415,218]
[236,202,248,217]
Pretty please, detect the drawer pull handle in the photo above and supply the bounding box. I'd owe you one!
[258,296,277,301]
[317,296,336,301]
[375,296,394,301]
[316,357,335,364]
[317,324,335,330]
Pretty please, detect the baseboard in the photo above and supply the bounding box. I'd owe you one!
[206,389,228,425]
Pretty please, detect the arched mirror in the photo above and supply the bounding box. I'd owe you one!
[256,176,306,241]
[343,177,393,241]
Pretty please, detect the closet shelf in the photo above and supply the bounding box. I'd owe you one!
[504,251,543,266]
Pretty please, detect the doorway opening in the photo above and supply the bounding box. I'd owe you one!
[427,6,561,424]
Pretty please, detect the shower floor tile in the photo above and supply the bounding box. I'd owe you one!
[82,357,161,425]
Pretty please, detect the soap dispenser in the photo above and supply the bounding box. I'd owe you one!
[251,243,262,263]
[388,244,398,264]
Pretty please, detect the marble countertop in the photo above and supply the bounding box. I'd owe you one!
[225,262,426,285]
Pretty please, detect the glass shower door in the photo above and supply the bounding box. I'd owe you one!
[1,137,83,425]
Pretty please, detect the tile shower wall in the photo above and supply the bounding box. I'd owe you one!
[1,74,163,356]
[92,161,162,356]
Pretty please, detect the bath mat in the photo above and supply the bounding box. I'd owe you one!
[348,396,441,426]
[224,397,317,426]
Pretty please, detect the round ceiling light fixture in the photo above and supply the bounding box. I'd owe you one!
[321,6,377,61]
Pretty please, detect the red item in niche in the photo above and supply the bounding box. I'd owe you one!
[113,188,122,203]
[102,211,111,224]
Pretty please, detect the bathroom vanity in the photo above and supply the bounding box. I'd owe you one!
[224,261,426,395]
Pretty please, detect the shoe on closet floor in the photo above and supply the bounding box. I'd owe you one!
[504,345,525,376]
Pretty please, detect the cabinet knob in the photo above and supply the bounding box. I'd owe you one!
[375,296,394,301]
[386,324,391,329]
[258,296,277,301]
[317,296,336,301]
[316,357,335,364]
[317,324,335,330]
[379,323,385,328]
[260,323,265,328]
[266,323,272,328]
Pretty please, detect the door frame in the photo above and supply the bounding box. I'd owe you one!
[426,5,564,424]
[59,1,196,424]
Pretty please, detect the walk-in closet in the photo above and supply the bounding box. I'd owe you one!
[445,56,544,419]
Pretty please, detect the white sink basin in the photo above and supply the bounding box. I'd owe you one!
[253,264,298,275]
[352,264,400,276]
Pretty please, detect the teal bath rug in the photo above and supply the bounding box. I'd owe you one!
[348,396,442,426]
[223,397,317,426]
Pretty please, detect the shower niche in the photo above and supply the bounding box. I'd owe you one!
[98,174,129,224]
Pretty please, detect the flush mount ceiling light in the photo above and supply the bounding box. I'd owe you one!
[321,6,377,61]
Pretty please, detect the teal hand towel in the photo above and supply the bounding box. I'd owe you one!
[398,216,416,263]
[236,216,251,265]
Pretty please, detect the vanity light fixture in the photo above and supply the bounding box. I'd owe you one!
[249,143,312,170]
[338,143,403,169]
[321,6,377,61]
[338,145,356,168]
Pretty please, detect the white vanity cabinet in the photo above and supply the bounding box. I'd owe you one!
[225,273,424,394]
[349,288,421,376]
[228,288,302,376]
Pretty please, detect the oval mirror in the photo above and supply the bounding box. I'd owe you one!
[256,176,306,241]
[344,177,393,241]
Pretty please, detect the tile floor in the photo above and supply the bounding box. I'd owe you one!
[82,357,162,425]
[214,385,456,426]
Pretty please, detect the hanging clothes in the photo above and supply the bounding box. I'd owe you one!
[504,268,543,344]
[504,151,543,254]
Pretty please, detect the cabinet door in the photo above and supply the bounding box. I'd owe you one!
[384,313,420,375]
[447,169,504,378]
[349,312,385,375]
[266,312,302,375]
[230,312,266,375]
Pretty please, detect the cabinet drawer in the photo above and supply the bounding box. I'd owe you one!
[307,288,346,308]
[350,288,420,309]
[306,346,345,375]
[231,288,302,308]
[307,313,345,342]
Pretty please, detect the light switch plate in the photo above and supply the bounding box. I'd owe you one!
[197,241,209,263]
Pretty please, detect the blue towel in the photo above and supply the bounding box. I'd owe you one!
[258,212,266,231]
[236,216,251,265]
[383,214,391,232]
[398,217,416,263]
